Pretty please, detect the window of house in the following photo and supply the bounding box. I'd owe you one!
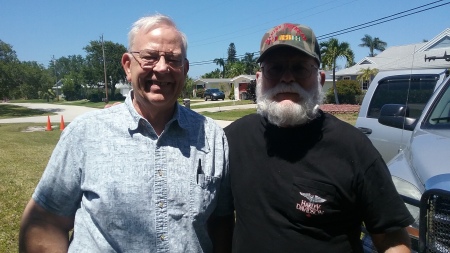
[362,80,370,90]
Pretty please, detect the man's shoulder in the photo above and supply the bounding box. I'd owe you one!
[225,113,261,132]
[66,104,130,133]
[178,105,223,132]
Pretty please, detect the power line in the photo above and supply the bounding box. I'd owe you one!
[317,1,449,40]
[189,1,449,67]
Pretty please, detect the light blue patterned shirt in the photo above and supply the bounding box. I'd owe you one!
[33,92,232,253]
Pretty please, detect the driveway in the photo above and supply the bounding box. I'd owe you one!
[0,102,251,128]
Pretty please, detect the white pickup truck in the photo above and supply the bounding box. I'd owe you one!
[355,68,449,162]
[378,71,450,252]
[357,62,450,252]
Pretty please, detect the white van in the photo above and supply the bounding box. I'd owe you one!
[355,69,449,162]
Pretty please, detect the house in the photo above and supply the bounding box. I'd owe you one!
[335,28,450,90]
[193,78,232,97]
[230,75,256,100]
[115,81,132,97]
[194,71,334,100]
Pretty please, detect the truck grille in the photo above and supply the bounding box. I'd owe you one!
[420,189,450,253]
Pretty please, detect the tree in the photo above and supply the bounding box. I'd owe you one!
[241,52,259,74]
[226,61,245,78]
[18,61,52,100]
[356,67,379,87]
[213,58,226,78]
[227,43,237,63]
[320,38,354,104]
[359,34,387,57]
[84,40,127,99]
[181,75,194,99]
[202,68,221,78]
[0,40,19,99]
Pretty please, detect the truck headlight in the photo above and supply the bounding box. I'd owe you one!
[392,176,422,229]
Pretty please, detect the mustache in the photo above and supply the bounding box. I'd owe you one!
[262,82,305,99]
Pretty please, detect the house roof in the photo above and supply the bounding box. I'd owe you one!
[336,28,450,76]
[230,75,256,82]
[194,78,232,84]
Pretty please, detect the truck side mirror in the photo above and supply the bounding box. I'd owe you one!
[378,104,416,131]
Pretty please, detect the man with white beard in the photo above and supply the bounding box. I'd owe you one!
[215,23,414,253]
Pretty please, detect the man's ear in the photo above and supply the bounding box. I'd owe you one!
[183,58,189,76]
[122,53,132,82]
[320,71,325,87]
[256,71,262,80]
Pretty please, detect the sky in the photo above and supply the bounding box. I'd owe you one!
[1,0,449,79]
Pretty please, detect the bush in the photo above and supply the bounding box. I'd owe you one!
[196,89,205,98]
[228,88,235,100]
[113,92,125,101]
[326,80,362,104]
[88,90,104,102]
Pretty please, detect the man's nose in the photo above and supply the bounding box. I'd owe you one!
[152,55,170,73]
[280,67,295,83]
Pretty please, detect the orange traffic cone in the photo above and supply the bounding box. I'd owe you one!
[46,116,52,131]
[60,115,65,131]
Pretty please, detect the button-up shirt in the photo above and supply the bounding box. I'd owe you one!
[33,92,231,252]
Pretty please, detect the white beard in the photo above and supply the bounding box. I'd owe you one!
[256,73,324,127]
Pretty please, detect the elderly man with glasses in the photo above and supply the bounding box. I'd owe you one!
[214,23,414,253]
[19,14,232,253]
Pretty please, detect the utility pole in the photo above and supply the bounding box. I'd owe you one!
[101,34,108,103]
[52,55,58,101]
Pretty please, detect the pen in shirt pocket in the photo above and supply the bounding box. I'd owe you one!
[197,159,205,185]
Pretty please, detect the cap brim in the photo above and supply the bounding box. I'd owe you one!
[257,44,319,64]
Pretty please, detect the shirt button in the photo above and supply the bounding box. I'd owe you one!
[159,202,164,208]
[158,170,163,176]
[160,234,166,241]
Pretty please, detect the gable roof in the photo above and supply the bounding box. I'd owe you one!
[336,28,450,76]
[194,78,232,84]
[230,75,256,82]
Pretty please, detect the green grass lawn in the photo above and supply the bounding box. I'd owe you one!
[0,124,62,252]
[0,104,356,252]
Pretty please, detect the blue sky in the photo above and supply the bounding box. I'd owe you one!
[1,0,449,79]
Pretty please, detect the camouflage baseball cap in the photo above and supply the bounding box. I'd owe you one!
[257,23,321,65]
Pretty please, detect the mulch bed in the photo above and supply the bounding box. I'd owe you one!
[320,104,360,114]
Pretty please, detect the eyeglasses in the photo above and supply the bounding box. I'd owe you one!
[130,49,185,69]
[261,62,318,80]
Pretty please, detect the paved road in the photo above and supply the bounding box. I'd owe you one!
[0,101,256,128]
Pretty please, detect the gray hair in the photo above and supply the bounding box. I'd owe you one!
[128,14,188,57]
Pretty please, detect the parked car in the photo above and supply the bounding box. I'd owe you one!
[204,88,225,101]
[377,73,450,252]
[355,69,449,162]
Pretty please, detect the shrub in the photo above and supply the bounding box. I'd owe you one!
[228,88,235,100]
[326,80,362,104]
[196,89,205,98]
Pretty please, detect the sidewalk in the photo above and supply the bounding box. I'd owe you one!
[0,102,255,128]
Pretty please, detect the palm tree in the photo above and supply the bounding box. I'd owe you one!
[241,52,258,74]
[359,34,387,57]
[320,38,354,104]
[213,58,226,78]
[356,67,379,88]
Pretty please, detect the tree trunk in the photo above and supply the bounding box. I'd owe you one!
[332,66,340,104]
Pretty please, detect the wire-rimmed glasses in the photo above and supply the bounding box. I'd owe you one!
[261,62,318,80]
[130,49,185,70]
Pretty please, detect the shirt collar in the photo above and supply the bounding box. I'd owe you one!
[125,90,189,132]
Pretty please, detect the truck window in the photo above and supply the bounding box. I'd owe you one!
[367,74,439,119]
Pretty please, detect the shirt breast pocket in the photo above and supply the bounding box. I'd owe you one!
[189,175,220,218]
[289,177,341,226]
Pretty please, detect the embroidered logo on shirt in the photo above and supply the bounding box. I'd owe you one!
[296,192,326,217]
